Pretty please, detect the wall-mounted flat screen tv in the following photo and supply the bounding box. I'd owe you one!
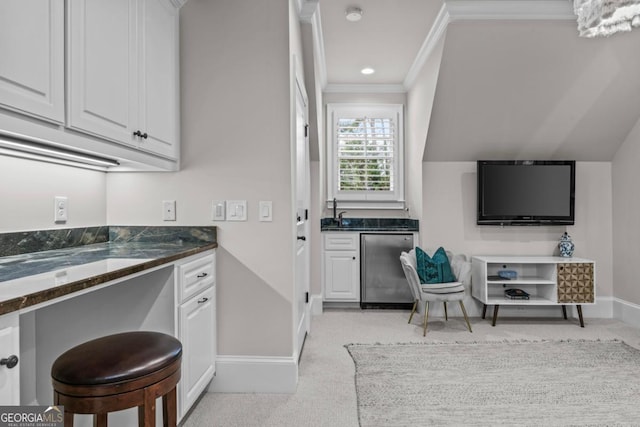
[477,160,575,226]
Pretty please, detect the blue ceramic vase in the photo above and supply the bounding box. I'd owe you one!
[558,232,574,257]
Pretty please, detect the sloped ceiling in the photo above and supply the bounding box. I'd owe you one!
[425,20,640,161]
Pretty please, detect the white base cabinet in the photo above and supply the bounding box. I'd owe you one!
[322,233,360,302]
[176,251,216,421]
[0,313,19,405]
[471,255,595,327]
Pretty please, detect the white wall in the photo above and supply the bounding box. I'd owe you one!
[421,161,614,301]
[107,0,295,357]
[406,36,446,222]
[612,117,640,305]
[0,156,106,232]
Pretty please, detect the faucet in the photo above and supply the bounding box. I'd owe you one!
[338,211,347,227]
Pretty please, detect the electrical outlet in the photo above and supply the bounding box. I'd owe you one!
[54,196,68,222]
[163,200,176,221]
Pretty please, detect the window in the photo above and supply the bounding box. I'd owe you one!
[327,104,404,208]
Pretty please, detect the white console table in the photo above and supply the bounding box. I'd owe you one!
[471,256,595,327]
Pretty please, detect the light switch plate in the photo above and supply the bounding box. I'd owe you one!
[259,201,272,222]
[212,200,226,221]
[226,200,247,221]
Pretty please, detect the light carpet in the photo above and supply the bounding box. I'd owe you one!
[346,339,640,427]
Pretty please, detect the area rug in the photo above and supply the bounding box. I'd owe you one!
[345,340,640,426]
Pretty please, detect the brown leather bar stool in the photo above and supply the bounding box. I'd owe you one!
[51,331,182,427]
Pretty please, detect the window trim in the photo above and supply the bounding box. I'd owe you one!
[326,103,405,209]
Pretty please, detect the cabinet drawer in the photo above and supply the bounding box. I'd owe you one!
[324,233,358,251]
[177,253,215,303]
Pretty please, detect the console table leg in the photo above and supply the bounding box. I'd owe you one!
[492,305,499,327]
[577,305,584,328]
[562,305,567,320]
[482,304,487,319]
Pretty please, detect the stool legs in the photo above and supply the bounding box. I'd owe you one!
[162,387,177,427]
[95,413,107,427]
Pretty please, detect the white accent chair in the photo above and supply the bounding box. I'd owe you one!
[400,249,473,336]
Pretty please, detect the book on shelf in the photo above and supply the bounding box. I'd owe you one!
[504,288,530,300]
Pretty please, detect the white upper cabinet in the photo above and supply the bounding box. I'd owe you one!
[68,0,179,160]
[0,0,64,123]
[139,0,180,158]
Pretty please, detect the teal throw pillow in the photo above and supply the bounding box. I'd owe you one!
[415,247,457,284]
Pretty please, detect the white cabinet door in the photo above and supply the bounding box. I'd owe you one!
[138,0,179,159]
[0,0,64,123]
[0,314,20,405]
[67,0,137,146]
[178,286,216,420]
[324,250,360,301]
[68,0,179,159]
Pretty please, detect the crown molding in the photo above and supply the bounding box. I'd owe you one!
[296,0,326,87]
[297,0,319,23]
[403,4,451,90]
[323,84,406,94]
[446,0,575,21]
[401,0,576,89]
[169,0,188,8]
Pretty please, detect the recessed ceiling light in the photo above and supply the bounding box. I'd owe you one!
[346,7,363,22]
[361,67,375,75]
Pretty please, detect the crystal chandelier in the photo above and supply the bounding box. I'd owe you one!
[574,0,640,37]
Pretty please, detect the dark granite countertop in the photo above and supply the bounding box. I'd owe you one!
[320,218,419,232]
[0,226,217,316]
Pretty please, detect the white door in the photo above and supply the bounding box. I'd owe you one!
[0,0,64,123]
[294,76,310,360]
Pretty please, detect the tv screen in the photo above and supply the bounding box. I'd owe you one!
[477,160,575,225]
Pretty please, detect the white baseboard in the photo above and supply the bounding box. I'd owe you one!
[613,297,640,328]
[310,294,323,316]
[208,355,298,393]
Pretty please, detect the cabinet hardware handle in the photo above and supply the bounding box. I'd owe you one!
[133,130,148,139]
[297,236,306,241]
[197,297,209,304]
[352,256,356,260]
[197,273,208,278]
[1,355,18,369]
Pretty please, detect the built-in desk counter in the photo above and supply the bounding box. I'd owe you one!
[0,226,217,423]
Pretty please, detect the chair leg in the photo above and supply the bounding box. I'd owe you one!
[423,301,429,336]
[459,301,472,333]
[444,302,448,321]
[408,300,417,324]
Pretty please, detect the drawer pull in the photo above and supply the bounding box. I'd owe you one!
[1,355,18,369]
[197,297,209,304]
[196,273,208,278]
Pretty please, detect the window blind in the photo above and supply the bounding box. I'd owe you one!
[336,117,395,192]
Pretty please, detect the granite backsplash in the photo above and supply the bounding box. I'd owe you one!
[0,226,217,258]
